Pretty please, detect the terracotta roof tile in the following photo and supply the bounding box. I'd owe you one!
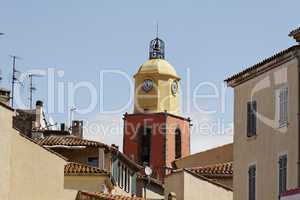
[187,162,233,178]
[36,135,108,148]
[77,191,144,200]
[65,162,109,176]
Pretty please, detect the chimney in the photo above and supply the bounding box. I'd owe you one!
[35,100,44,130]
[60,123,66,131]
[71,120,83,138]
[289,27,300,43]
[0,88,10,105]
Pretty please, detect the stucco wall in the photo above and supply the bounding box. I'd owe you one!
[233,58,299,200]
[64,175,108,193]
[0,105,77,200]
[165,170,233,200]
[174,143,233,169]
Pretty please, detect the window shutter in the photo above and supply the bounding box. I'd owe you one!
[252,101,257,135]
[248,165,256,200]
[279,155,287,196]
[112,158,118,182]
[247,101,257,137]
[247,102,251,137]
[279,87,288,127]
[131,173,137,195]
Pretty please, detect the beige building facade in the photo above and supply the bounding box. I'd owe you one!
[0,102,77,200]
[226,28,300,200]
[165,169,233,200]
[173,143,233,169]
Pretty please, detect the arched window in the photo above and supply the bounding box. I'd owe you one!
[139,126,152,165]
[175,128,182,159]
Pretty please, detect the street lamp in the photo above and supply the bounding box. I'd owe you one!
[0,33,4,36]
[144,166,152,199]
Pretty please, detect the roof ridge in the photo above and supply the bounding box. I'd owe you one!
[225,45,300,85]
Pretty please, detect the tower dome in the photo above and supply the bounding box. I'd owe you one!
[135,59,180,79]
[134,37,179,79]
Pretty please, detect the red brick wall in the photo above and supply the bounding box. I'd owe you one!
[123,113,190,181]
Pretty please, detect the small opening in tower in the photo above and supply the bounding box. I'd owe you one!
[175,128,182,159]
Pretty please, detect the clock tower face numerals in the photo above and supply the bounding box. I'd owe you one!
[171,80,178,96]
[142,79,154,92]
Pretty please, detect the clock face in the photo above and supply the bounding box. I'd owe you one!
[142,79,154,92]
[171,80,178,96]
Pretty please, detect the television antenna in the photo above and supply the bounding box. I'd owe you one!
[28,73,44,109]
[9,55,22,108]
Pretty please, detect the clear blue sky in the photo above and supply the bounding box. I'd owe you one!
[0,0,299,153]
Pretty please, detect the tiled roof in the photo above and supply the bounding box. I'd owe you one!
[110,147,143,171]
[225,45,300,86]
[187,162,233,178]
[17,132,68,161]
[64,162,109,176]
[36,135,109,148]
[76,191,144,200]
[289,27,300,37]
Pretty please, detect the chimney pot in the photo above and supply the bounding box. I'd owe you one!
[289,27,300,43]
[71,120,83,138]
[36,100,43,107]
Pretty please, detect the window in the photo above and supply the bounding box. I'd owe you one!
[248,164,256,200]
[247,101,257,137]
[140,127,152,165]
[279,154,287,197]
[175,128,182,159]
[87,157,98,167]
[277,87,288,127]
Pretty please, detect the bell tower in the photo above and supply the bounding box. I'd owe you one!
[123,37,191,181]
[133,37,180,115]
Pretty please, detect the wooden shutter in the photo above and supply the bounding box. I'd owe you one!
[248,165,256,200]
[247,101,257,137]
[279,155,287,196]
[247,102,251,137]
[279,87,288,127]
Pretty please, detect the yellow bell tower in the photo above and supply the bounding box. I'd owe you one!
[133,37,181,115]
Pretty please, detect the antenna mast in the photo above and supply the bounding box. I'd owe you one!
[10,55,21,108]
[28,73,43,109]
[156,21,159,38]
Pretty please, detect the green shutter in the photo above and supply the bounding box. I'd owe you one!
[131,173,137,195]
[112,158,118,183]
